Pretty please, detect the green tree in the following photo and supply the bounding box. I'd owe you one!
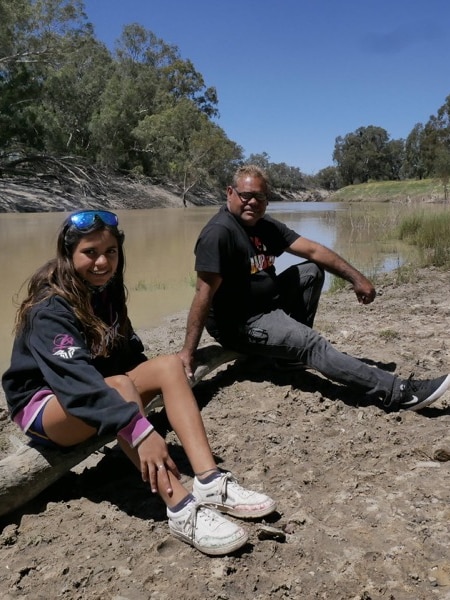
[133,98,242,203]
[0,0,93,158]
[421,95,450,179]
[333,126,399,185]
[266,162,304,190]
[246,152,271,170]
[314,166,342,190]
[36,35,113,157]
[385,138,404,180]
[403,123,427,179]
[90,24,219,172]
[434,146,450,201]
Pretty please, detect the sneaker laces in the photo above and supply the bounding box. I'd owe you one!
[385,373,414,407]
[217,472,253,501]
[399,373,418,398]
[182,501,224,541]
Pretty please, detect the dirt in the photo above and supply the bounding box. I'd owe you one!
[1,265,450,600]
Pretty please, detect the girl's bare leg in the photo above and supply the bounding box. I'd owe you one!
[40,374,192,507]
[127,354,218,476]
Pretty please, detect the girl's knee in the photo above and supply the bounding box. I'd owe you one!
[157,353,185,376]
[106,374,136,396]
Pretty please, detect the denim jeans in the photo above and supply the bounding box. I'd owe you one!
[210,261,397,403]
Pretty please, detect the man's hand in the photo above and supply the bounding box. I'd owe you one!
[178,348,195,381]
[353,278,376,304]
[287,237,376,306]
[180,271,222,380]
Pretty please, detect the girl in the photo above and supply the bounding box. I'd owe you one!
[2,209,275,556]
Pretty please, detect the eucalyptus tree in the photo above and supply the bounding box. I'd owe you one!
[0,0,94,158]
[419,95,450,180]
[403,123,427,179]
[36,36,113,157]
[266,162,304,191]
[314,166,342,191]
[90,23,220,173]
[133,97,242,203]
[333,125,400,184]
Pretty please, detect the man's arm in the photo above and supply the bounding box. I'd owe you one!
[179,271,223,378]
[286,237,376,304]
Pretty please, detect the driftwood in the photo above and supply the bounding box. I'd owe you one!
[0,345,242,518]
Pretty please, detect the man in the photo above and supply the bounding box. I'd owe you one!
[179,164,450,411]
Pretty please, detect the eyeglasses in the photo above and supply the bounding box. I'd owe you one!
[69,210,119,230]
[233,188,267,203]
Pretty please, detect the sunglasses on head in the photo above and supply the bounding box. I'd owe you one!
[69,210,119,230]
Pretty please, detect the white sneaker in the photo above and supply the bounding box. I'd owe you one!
[193,472,276,519]
[167,500,248,556]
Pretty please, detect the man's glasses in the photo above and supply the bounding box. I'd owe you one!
[69,210,119,230]
[233,188,267,203]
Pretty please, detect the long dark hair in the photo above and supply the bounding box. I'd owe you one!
[15,214,130,357]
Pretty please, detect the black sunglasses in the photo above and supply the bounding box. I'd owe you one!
[233,188,267,203]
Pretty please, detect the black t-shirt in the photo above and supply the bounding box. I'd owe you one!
[194,205,299,334]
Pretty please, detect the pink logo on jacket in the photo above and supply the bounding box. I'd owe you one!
[52,334,80,359]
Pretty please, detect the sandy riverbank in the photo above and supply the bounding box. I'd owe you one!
[1,266,450,599]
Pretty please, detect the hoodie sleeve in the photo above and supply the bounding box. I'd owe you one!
[26,297,148,439]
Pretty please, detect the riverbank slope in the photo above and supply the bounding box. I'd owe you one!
[0,174,330,213]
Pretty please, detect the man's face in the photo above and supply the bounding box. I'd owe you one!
[226,175,268,226]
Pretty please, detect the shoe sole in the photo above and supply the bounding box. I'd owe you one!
[203,499,277,520]
[405,374,450,411]
[169,525,248,556]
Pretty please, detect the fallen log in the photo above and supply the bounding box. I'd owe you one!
[0,344,242,518]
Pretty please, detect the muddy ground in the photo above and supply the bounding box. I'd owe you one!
[1,266,450,600]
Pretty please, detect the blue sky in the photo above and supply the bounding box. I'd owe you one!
[82,0,450,174]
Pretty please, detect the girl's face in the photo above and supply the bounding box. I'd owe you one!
[72,229,119,287]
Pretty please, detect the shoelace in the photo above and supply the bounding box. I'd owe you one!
[399,374,418,397]
[184,502,223,541]
[385,373,415,407]
[217,472,253,501]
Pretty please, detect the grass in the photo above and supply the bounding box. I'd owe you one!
[331,178,447,203]
[378,329,400,341]
[133,280,167,291]
[327,203,450,293]
[397,210,450,268]
[185,272,197,287]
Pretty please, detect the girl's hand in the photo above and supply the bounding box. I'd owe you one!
[137,430,180,495]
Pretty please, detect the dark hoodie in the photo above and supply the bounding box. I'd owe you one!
[2,293,147,438]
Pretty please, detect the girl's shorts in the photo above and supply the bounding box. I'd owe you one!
[13,390,61,449]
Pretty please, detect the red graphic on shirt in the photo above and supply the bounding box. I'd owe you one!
[249,236,275,274]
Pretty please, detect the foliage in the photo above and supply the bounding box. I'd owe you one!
[0,0,93,154]
[133,98,242,201]
[0,2,247,199]
[245,153,305,191]
[397,210,450,268]
[402,123,427,179]
[314,166,342,190]
[332,94,450,190]
[333,126,404,185]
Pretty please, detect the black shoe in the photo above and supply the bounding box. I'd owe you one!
[395,374,450,411]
